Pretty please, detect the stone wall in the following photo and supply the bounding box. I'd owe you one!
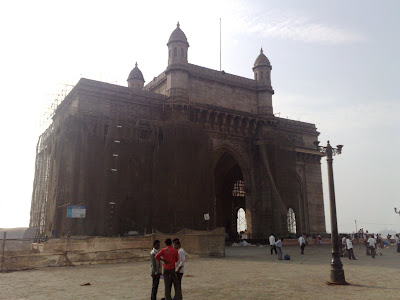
[1,228,225,271]
[189,76,258,113]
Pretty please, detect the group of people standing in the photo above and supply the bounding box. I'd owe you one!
[341,234,388,259]
[150,238,185,300]
[268,233,308,259]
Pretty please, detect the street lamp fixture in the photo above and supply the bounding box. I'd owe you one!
[314,140,348,285]
[395,207,400,216]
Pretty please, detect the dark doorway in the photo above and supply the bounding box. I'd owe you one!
[214,152,246,241]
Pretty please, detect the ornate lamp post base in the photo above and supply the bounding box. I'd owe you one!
[327,257,348,285]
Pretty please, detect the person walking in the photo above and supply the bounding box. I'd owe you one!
[150,240,162,300]
[345,235,357,260]
[298,234,306,254]
[275,237,283,260]
[155,238,182,300]
[269,234,277,255]
[341,235,347,257]
[173,238,185,300]
[387,234,392,244]
[367,234,377,259]
[395,234,400,253]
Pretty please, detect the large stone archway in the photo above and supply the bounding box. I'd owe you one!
[213,145,253,240]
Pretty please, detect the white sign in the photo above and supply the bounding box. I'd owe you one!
[204,213,210,221]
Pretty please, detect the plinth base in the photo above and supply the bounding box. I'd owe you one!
[326,281,350,286]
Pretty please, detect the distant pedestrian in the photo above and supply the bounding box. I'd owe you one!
[269,234,277,255]
[387,234,392,244]
[298,234,306,254]
[173,238,185,300]
[155,238,182,300]
[395,234,400,253]
[275,237,283,260]
[367,234,377,259]
[376,235,383,256]
[150,240,162,300]
[345,235,357,260]
[341,235,347,256]
[317,233,322,245]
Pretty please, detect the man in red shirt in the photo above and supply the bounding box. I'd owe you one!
[155,238,182,300]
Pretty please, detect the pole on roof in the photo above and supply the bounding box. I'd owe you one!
[220,18,222,71]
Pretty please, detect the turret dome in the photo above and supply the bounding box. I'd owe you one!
[167,22,189,47]
[127,62,144,82]
[253,48,271,68]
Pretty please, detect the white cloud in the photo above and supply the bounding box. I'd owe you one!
[227,4,367,44]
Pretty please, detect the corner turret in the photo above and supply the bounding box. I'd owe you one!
[253,48,272,87]
[253,48,274,116]
[127,62,145,90]
[165,22,190,103]
[167,22,189,66]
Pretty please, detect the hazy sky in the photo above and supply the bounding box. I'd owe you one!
[1,0,399,234]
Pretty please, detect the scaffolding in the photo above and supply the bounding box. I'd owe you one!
[30,84,74,238]
[39,84,74,132]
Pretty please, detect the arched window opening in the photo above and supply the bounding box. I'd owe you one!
[232,180,245,197]
[287,208,296,234]
[181,48,184,57]
[237,208,247,234]
[255,73,258,80]
[174,47,177,57]
[261,71,264,79]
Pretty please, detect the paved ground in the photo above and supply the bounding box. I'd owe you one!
[1,244,399,299]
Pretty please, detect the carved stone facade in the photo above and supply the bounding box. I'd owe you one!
[30,23,326,238]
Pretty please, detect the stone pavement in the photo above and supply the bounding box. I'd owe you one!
[1,244,399,299]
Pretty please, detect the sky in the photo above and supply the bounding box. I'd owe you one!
[0,0,399,234]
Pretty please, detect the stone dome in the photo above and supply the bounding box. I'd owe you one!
[127,62,144,82]
[167,22,189,46]
[254,48,271,68]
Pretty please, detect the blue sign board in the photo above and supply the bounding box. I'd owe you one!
[66,205,86,218]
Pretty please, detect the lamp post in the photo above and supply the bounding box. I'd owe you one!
[395,207,400,216]
[314,140,348,285]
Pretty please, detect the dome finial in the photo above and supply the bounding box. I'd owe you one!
[135,62,138,67]
[260,47,263,53]
[177,21,180,27]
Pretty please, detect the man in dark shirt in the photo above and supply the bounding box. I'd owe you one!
[155,238,181,300]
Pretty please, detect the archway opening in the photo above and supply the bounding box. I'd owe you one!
[237,207,247,234]
[214,151,246,241]
[287,208,296,234]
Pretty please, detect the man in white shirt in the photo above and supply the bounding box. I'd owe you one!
[298,234,306,254]
[275,237,283,260]
[173,238,185,300]
[269,234,277,255]
[367,234,377,258]
[341,235,347,256]
[150,240,162,300]
[345,235,357,260]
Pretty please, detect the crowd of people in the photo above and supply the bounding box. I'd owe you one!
[339,233,400,259]
[150,232,399,299]
[267,232,400,262]
[268,233,310,259]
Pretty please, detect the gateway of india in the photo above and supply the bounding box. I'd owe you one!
[30,23,326,239]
